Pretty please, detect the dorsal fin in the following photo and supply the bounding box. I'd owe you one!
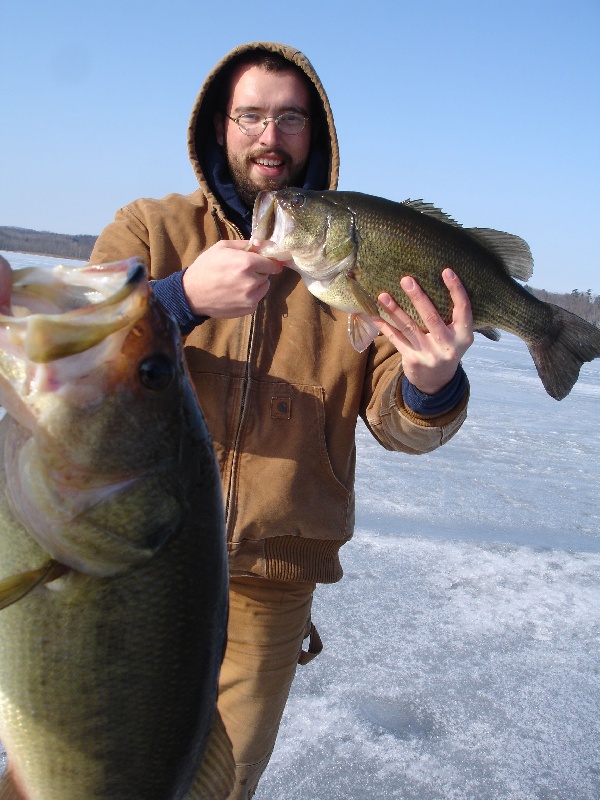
[401,199,462,227]
[466,228,534,281]
[402,200,534,282]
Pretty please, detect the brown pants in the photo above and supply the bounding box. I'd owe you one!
[217,576,317,800]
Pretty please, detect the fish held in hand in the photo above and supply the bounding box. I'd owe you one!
[252,189,600,400]
[0,257,233,799]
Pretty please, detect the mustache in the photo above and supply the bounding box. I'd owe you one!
[248,147,291,162]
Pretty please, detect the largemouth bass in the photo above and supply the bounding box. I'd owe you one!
[0,256,233,799]
[252,189,600,400]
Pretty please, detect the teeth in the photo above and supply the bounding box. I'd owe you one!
[256,158,283,167]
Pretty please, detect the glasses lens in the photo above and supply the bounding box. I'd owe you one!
[236,113,264,135]
[276,113,306,134]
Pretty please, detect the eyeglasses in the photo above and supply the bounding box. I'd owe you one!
[225,112,309,136]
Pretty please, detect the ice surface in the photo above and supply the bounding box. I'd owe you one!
[0,251,87,269]
[260,334,600,800]
[0,253,598,798]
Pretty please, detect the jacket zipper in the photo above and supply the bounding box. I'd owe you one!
[211,206,256,532]
[224,310,256,530]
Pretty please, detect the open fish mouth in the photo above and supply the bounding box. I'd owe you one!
[252,191,277,241]
[250,191,297,261]
[0,257,148,363]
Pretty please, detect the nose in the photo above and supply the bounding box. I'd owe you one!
[258,118,282,146]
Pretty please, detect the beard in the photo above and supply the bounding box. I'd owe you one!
[225,146,308,210]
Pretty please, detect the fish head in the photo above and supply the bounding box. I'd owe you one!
[0,257,192,574]
[251,188,357,278]
[0,258,184,466]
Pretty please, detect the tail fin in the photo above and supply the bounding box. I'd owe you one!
[528,304,600,400]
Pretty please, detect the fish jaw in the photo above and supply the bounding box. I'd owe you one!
[0,259,189,575]
[251,190,356,279]
[0,258,148,366]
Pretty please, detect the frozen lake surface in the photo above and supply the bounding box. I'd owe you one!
[1,252,599,798]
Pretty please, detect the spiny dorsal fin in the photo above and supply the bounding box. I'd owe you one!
[401,199,462,227]
[466,228,534,282]
[402,199,534,283]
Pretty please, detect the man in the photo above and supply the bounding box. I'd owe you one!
[91,42,473,799]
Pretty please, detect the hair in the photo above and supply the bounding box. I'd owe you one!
[215,50,317,115]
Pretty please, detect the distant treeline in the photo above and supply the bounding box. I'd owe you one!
[1,226,598,327]
[0,226,97,261]
[525,286,600,327]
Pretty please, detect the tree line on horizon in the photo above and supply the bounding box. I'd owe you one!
[0,226,97,261]
[1,225,599,327]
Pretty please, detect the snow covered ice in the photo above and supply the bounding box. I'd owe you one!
[1,253,599,798]
[261,334,600,800]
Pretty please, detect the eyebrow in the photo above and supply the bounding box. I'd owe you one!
[232,104,309,116]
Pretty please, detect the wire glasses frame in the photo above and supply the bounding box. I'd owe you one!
[226,112,309,136]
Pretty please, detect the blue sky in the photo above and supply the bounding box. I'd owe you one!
[1,0,598,293]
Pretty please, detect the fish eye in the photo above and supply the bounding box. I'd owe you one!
[139,354,176,391]
[290,193,305,209]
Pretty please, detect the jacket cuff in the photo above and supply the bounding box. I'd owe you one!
[401,364,467,416]
[150,270,208,335]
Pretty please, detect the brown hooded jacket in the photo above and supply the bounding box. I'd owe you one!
[90,42,469,584]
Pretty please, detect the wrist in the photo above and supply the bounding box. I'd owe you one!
[402,365,467,415]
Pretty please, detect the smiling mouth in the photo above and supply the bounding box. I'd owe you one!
[254,157,285,169]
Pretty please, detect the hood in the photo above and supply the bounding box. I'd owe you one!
[187,42,340,230]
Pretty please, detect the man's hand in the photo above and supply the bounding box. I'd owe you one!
[371,268,474,395]
[182,239,283,319]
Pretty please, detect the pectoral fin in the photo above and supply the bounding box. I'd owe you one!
[347,276,379,317]
[345,278,380,352]
[0,560,67,611]
[348,313,381,353]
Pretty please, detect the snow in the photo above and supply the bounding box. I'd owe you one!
[1,252,599,798]
[260,335,600,800]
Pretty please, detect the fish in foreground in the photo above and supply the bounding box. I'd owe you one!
[252,189,600,400]
[0,256,233,799]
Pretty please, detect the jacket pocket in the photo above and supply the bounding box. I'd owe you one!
[228,379,353,543]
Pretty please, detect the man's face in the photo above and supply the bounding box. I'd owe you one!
[215,64,312,209]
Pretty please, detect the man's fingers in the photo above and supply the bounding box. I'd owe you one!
[442,268,473,328]
[376,293,422,344]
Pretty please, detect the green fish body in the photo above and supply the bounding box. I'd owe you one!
[0,258,233,799]
[252,189,600,400]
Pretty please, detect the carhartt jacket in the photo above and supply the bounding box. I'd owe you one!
[90,42,469,584]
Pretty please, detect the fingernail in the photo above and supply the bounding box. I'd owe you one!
[446,269,456,280]
[401,277,414,291]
